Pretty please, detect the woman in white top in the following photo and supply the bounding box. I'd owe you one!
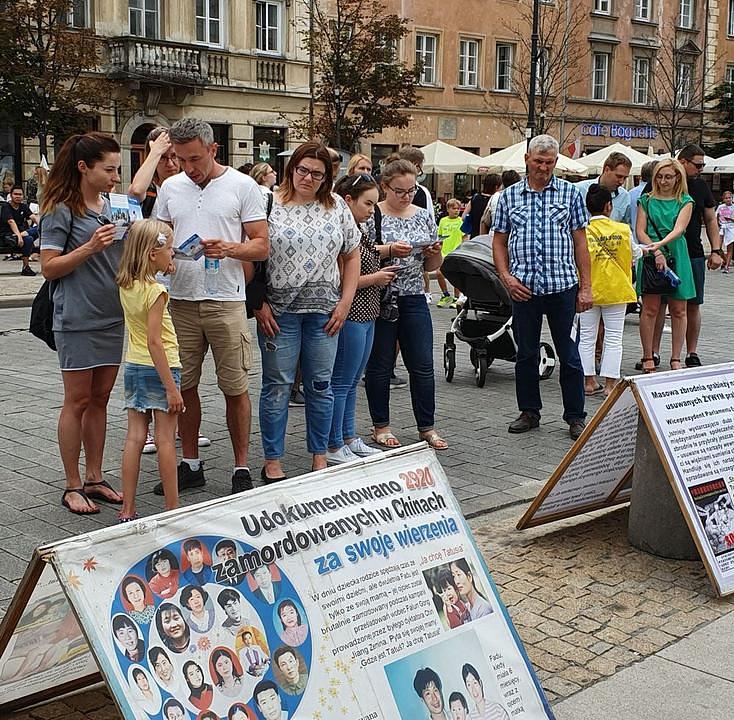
[250,162,278,197]
[254,142,360,482]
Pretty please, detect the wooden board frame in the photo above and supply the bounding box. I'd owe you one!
[517,381,637,529]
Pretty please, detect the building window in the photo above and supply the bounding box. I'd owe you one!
[253,126,287,176]
[458,39,479,88]
[67,0,90,28]
[129,0,158,39]
[196,0,222,45]
[594,0,611,13]
[729,0,734,36]
[536,47,550,94]
[210,123,230,165]
[416,33,438,85]
[678,0,694,28]
[256,1,282,54]
[592,52,609,101]
[634,0,650,20]
[677,62,693,107]
[633,57,650,104]
[726,65,734,86]
[495,43,514,92]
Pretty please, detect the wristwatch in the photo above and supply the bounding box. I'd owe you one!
[711,248,726,259]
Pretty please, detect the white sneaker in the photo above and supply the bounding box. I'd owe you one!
[425,292,433,304]
[347,437,382,457]
[176,432,212,447]
[142,432,156,454]
[325,445,359,465]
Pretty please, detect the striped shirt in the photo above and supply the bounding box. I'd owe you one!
[493,176,587,295]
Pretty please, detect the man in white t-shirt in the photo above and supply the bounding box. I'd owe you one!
[155,118,268,496]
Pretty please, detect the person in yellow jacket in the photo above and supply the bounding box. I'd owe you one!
[579,184,644,396]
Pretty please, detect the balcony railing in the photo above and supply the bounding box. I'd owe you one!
[107,37,229,86]
[257,59,286,91]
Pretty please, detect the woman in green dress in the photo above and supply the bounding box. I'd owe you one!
[636,158,695,373]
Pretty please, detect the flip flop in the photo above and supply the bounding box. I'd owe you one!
[371,430,401,448]
[585,385,604,396]
[83,479,123,505]
[419,431,449,450]
[61,488,100,516]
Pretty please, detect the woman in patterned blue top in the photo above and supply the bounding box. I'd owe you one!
[364,159,448,450]
[254,142,361,481]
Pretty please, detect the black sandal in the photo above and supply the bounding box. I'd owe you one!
[83,479,123,505]
[641,357,657,374]
[61,488,101,515]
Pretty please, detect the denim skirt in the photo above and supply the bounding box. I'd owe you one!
[124,363,181,413]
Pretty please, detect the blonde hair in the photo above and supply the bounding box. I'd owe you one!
[116,219,172,289]
[651,158,688,202]
[346,154,372,176]
[446,198,461,209]
[250,162,272,185]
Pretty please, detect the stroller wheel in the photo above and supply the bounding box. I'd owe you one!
[539,342,556,379]
[444,345,456,382]
[475,355,488,388]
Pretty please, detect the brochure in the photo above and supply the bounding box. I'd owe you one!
[107,194,143,241]
[173,233,206,261]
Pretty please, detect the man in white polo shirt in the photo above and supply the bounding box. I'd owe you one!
[156,118,268,495]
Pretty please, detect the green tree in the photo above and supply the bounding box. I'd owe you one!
[705,81,734,156]
[297,0,421,151]
[0,0,107,159]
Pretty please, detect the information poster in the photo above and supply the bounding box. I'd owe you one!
[633,363,734,596]
[42,446,553,720]
[0,562,98,710]
[517,383,638,529]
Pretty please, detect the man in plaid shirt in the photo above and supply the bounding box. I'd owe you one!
[492,135,592,441]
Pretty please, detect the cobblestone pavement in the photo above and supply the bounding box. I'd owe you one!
[1,265,733,716]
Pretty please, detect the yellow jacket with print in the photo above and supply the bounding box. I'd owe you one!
[586,216,638,306]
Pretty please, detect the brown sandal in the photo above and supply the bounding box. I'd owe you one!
[670,358,683,371]
[641,357,656,374]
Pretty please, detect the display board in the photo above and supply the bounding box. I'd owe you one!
[632,364,734,597]
[0,445,554,719]
[519,363,734,597]
[517,382,638,529]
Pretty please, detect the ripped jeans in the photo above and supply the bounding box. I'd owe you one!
[257,311,339,458]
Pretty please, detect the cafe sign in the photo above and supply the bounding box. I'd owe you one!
[581,123,658,140]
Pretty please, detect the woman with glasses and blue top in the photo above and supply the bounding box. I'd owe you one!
[39,132,126,515]
[363,158,448,450]
[325,173,400,464]
[254,142,361,482]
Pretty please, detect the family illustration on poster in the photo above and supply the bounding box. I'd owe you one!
[109,535,312,719]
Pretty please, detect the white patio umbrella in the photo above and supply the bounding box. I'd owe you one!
[478,141,587,176]
[418,140,485,174]
[576,142,654,176]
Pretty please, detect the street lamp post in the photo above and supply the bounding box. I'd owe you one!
[526,0,541,149]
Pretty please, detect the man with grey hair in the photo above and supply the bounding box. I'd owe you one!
[493,134,592,441]
[155,117,269,495]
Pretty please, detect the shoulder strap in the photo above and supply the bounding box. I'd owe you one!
[62,209,74,255]
[373,204,382,244]
[266,192,273,218]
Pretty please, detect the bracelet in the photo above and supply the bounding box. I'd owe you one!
[388,245,392,258]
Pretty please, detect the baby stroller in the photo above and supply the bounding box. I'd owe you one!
[441,235,556,388]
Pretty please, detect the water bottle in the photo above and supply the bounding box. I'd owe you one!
[661,266,681,288]
[204,258,219,295]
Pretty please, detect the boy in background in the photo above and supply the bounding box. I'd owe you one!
[436,198,465,308]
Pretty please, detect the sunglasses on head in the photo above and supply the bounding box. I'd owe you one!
[350,173,375,187]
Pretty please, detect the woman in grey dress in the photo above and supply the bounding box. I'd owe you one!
[39,132,125,515]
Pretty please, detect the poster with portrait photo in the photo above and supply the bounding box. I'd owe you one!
[423,558,493,632]
[690,478,734,558]
[384,630,509,720]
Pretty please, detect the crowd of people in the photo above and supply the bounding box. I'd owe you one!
[33,121,726,519]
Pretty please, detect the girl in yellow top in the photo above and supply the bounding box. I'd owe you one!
[579,184,643,396]
[116,219,183,521]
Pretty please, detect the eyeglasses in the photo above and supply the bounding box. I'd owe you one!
[294,165,326,181]
[688,161,706,169]
[350,173,375,187]
[96,214,112,226]
[386,184,418,198]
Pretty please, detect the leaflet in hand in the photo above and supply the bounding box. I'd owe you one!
[108,194,143,241]
[174,233,206,261]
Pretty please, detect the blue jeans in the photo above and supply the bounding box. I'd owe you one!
[365,295,435,431]
[329,319,375,448]
[511,286,586,423]
[258,312,339,458]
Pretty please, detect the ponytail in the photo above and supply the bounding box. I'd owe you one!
[42,132,120,217]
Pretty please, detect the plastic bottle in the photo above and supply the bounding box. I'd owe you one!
[660,266,681,288]
[204,258,219,295]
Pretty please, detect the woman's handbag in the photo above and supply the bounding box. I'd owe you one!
[245,193,273,318]
[641,213,677,295]
[29,214,73,351]
[373,205,400,322]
